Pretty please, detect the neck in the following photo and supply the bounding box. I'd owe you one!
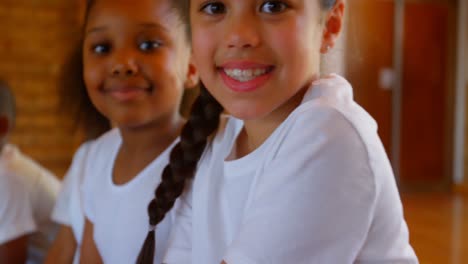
[236,87,308,158]
[118,114,184,156]
[111,114,184,185]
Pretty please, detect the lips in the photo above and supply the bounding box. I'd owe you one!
[104,86,152,101]
[218,61,274,92]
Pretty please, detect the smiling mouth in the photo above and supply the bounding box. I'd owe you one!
[105,85,153,93]
[222,67,274,82]
[105,86,153,101]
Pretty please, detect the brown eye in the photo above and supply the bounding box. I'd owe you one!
[201,2,226,15]
[139,40,162,52]
[92,44,111,55]
[260,1,288,14]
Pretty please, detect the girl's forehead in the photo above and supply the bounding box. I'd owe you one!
[86,0,178,29]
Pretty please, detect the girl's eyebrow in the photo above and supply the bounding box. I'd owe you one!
[85,26,107,36]
[137,22,170,33]
[85,23,168,36]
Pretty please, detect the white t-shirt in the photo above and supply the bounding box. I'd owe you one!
[0,144,60,264]
[164,74,419,264]
[82,128,177,264]
[51,141,95,264]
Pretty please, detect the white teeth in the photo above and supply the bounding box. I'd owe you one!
[224,68,268,82]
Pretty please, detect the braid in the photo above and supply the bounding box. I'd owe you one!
[137,83,223,264]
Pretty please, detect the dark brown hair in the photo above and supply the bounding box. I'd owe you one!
[58,42,110,141]
[138,0,337,263]
[58,0,110,141]
[0,79,16,127]
[137,83,222,263]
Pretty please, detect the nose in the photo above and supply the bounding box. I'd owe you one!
[225,13,261,49]
[110,52,138,77]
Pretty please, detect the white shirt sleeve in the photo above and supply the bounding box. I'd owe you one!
[0,170,36,244]
[224,107,378,264]
[51,143,90,226]
[163,183,193,264]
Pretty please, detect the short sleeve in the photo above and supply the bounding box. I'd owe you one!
[0,171,37,244]
[51,143,90,226]
[224,107,377,264]
[163,183,193,264]
[80,129,121,224]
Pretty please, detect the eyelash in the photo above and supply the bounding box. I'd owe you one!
[89,42,109,54]
[199,1,290,15]
[138,40,162,52]
[260,1,289,14]
[200,1,225,15]
[89,40,162,55]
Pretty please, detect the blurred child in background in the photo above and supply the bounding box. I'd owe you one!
[0,79,60,264]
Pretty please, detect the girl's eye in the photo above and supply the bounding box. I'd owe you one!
[201,2,226,15]
[92,44,110,54]
[260,1,288,14]
[139,41,162,52]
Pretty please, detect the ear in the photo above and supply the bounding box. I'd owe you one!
[0,116,9,136]
[320,0,345,54]
[184,56,199,90]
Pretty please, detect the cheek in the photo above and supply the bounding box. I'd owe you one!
[83,57,102,91]
[192,37,215,86]
[192,29,213,66]
[277,26,322,69]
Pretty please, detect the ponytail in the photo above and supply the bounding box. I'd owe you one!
[137,83,223,264]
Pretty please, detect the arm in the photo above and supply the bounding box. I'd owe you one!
[79,219,103,264]
[0,235,29,264]
[44,225,77,264]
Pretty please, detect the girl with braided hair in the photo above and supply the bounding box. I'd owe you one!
[140,0,419,263]
[70,0,198,263]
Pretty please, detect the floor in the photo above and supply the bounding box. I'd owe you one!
[402,192,468,264]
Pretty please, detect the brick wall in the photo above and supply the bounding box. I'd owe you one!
[0,1,84,178]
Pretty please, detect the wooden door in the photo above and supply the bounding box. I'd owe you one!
[400,1,454,188]
[345,0,455,190]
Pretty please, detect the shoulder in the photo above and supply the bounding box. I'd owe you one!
[279,74,379,159]
[85,128,121,160]
[81,128,120,189]
[2,145,58,188]
[60,140,97,187]
[89,128,120,149]
[0,166,27,201]
[71,140,95,162]
[275,103,372,166]
[263,75,386,185]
